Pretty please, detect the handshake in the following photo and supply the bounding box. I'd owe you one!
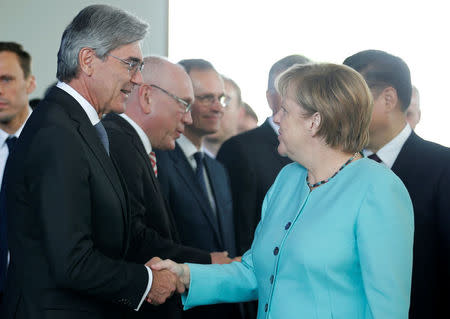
[145,251,241,305]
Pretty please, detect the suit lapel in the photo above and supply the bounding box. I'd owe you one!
[170,144,221,238]
[108,114,178,240]
[50,88,128,227]
[391,131,419,182]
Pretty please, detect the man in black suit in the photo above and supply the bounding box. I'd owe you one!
[216,55,311,255]
[0,42,36,305]
[155,59,242,319]
[1,5,181,319]
[344,50,450,319]
[103,56,233,318]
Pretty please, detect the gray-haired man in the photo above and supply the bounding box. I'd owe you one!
[1,5,182,319]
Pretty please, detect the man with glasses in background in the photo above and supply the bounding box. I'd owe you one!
[155,59,243,319]
[1,6,182,319]
[103,56,234,319]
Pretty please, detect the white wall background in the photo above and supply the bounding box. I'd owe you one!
[1,0,168,99]
[169,0,450,147]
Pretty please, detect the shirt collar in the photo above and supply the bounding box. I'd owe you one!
[363,123,412,168]
[119,113,152,154]
[268,116,280,135]
[177,134,202,159]
[57,81,100,125]
[0,105,32,145]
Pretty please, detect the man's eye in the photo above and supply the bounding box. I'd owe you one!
[0,76,13,83]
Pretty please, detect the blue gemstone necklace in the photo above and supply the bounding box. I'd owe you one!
[307,152,359,189]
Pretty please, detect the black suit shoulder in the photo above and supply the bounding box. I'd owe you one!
[392,131,450,319]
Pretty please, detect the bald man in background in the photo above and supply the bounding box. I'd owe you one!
[103,56,232,319]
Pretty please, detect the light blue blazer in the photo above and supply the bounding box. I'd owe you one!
[183,159,414,319]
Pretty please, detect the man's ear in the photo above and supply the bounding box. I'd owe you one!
[139,85,152,114]
[26,75,36,95]
[78,48,96,76]
[382,87,399,112]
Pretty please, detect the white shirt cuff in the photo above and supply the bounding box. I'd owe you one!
[135,265,153,311]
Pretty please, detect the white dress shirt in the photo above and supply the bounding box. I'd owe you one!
[177,134,217,215]
[363,123,412,169]
[57,82,152,310]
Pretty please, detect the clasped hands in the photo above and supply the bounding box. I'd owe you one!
[145,252,241,305]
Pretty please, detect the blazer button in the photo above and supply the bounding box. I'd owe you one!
[270,275,274,284]
[265,303,268,312]
[285,222,291,230]
[273,247,279,255]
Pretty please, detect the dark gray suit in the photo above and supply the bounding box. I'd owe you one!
[103,113,213,319]
[2,87,148,319]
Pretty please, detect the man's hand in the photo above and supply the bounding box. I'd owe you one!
[151,259,190,290]
[210,251,233,264]
[144,257,184,305]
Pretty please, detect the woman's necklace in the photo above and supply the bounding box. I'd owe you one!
[307,152,359,189]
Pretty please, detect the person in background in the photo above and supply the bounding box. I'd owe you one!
[0,41,36,305]
[237,101,258,133]
[103,56,234,319]
[204,76,243,157]
[153,62,414,319]
[155,58,242,319]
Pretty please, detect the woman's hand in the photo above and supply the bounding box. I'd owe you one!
[151,259,191,290]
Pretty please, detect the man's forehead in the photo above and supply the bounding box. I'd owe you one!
[189,69,223,93]
[0,51,22,74]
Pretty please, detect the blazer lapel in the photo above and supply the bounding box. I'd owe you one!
[170,145,221,237]
[111,114,178,240]
[51,88,128,227]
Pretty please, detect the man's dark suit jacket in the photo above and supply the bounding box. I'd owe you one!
[156,143,240,319]
[1,87,149,319]
[391,131,450,319]
[216,118,291,255]
[103,113,212,319]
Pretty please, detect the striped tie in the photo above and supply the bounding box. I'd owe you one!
[149,151,157,177]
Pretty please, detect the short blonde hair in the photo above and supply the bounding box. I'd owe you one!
[276,63,373,153]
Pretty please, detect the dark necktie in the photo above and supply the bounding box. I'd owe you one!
[94,122,109,156]
[193,152,208,196]
[1,136,18,295]
[149,151,157,177]
[368,153,382,163]
[5,136,17,154]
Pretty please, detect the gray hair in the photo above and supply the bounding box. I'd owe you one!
[57,4,149,82]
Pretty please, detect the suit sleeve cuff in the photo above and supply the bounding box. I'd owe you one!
[134,265,153,311]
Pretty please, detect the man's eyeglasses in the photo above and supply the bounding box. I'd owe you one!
[195,94,229,108]
[149,84,192,113]
[107,54,144,75]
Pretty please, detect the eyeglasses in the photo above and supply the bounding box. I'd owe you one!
[107,54,144,75]
[149,84,192,113]
[195,94,229,108]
